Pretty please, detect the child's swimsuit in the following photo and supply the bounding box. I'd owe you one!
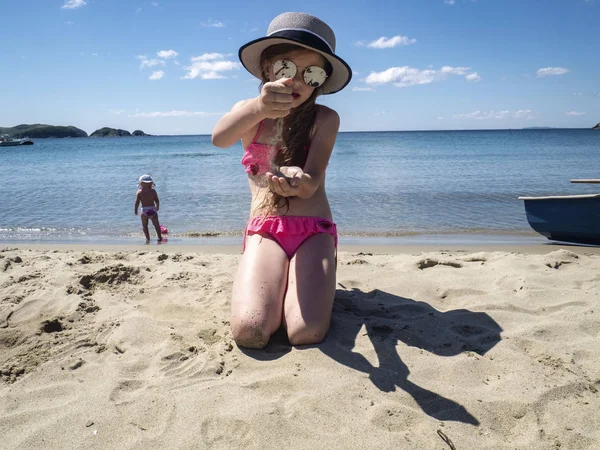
[141,206,157,217]
[241,122,338,258]
[243,215,337,259]
[241,121,273,176]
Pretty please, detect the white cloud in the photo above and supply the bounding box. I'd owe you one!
[452,110,510,120]
[565,111,586,116]
[441,66,471,75]
[128,110,223,118]
[363,35,417,49]
[151,2,159,6]
[191,53,225,61]
[514,110,535,120]
[465,72,481,82]
[62,0,86,9]
[365,65,478,87]
[157,49,178,59]
[444,0,456,4]
[109,109,126,115]
[183,53,241,80]
[137,55,166,69]
[149,71,164,80]
[201,19,226,28]
[573,92,583,96]
[536,67,569,77]
[438,116,445,120]
[352,87,375,91]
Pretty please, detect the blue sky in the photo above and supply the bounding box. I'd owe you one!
[1,0,599,134]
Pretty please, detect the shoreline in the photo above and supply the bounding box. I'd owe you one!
[3,238,599,256]
[1,230,544,246]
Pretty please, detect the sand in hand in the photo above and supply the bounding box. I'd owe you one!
[1,245,599,449]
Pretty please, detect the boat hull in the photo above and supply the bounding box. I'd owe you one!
[520,195,600,245]
[0,139,33,146]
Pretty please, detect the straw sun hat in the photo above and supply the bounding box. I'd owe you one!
[238,12,352,95]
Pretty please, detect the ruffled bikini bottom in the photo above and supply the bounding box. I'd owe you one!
[243,215,337,258]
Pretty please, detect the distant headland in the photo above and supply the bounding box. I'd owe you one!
[0,124,151,139]
[593,122,600,130]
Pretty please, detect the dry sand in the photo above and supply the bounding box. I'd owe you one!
[1,243,599,449]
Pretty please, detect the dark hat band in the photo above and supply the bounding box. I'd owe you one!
[267,29,333,55]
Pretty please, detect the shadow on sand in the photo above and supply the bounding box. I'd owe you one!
[243,287,503,426]
[322,287,502,425]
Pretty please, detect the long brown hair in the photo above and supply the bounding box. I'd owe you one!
[256,44,332,214]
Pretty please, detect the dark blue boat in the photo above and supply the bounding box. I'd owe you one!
[519,180,600,245]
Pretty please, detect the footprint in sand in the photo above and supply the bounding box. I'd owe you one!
[159,332,234,381]
[109,379,145,404]
[200,417,255,447]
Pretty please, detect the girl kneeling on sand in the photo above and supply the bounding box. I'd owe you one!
[212,12,352,348]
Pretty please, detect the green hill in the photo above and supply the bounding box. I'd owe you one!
[90,127,132,137]
[0,124,88,138]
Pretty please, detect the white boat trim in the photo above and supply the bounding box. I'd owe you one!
[570,179,600,184]
[518,194,600,200]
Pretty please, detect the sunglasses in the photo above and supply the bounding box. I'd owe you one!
[272,59,328,88]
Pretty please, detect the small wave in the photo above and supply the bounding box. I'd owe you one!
[0,227,91,238]
[177,230,241,238]
[0,227,77,233]
[339,228,536,237]
[171,153,218,158]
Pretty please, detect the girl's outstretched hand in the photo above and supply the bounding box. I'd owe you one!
[259,78,293,118]
[266,166,305,197]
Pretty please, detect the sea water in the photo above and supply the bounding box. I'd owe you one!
[1,129,599,243]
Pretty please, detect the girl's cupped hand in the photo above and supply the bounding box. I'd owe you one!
[266,166,305,197]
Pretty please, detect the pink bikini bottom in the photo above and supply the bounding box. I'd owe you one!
[243,215,338,259]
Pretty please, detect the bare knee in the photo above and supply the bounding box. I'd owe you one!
[231,316,271,349]
[287,322,330,346]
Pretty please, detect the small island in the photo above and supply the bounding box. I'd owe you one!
[593,123,599,130]
[90,127,151,137]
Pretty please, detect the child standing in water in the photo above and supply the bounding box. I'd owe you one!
[134,174,163,244]
[212,12,352,348]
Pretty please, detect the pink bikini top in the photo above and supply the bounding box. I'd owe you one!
[242,121,316,176]
[241,121,277,176]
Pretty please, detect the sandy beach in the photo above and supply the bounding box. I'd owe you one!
[1,242,599,449]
